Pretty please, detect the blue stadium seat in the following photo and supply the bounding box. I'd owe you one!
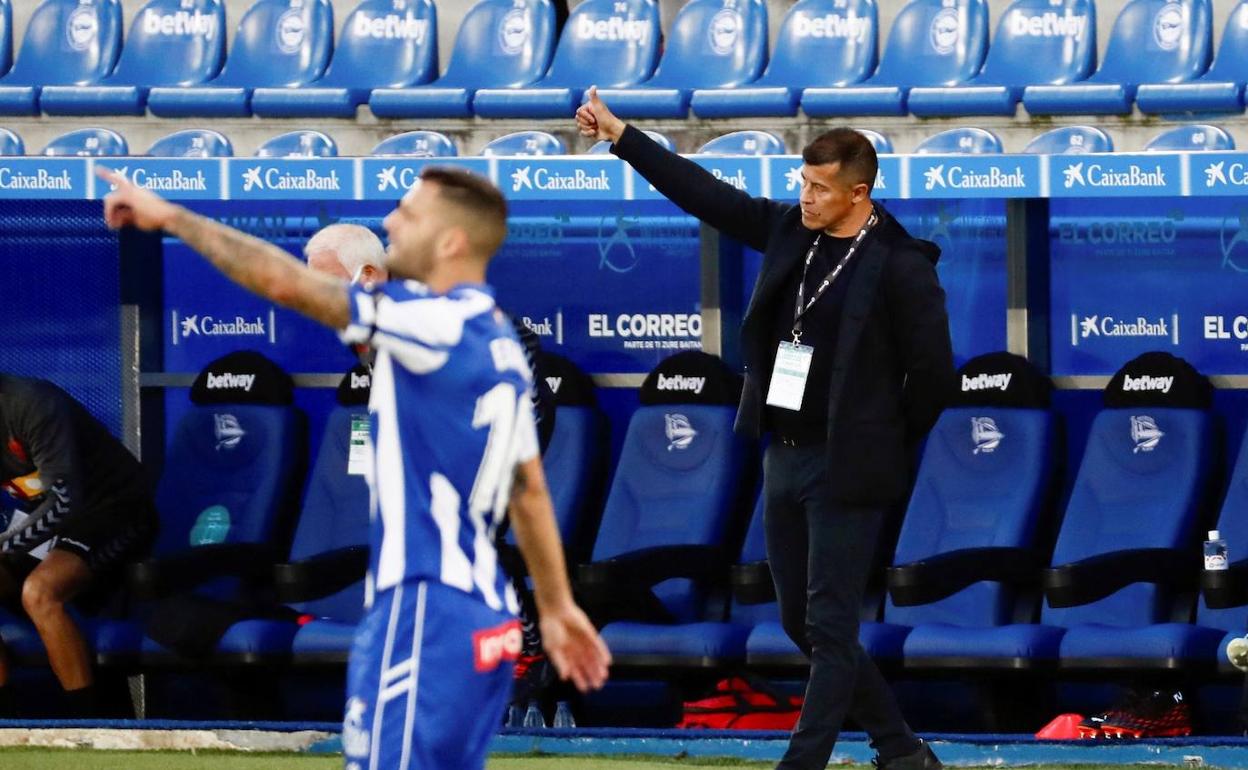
[39,0,225,116]
[587,130,672,153]
[369,0,556,118]
[0,0,123,115]
[697,130,786,155]
[858,128,893,154]
[914,127,1002,154]
[0,126,22,155]
[1137,0,1248,113]
[370,130,457,157]
[0,0,12,79]
[472,0,660,118]
[147,128,233,157]
[907,0,1095,116]
[802,0,988,116]
[690,0,878,118]
[1024,0,1213,115]
[1197,429,1248,673]
[251,0,438,118]
[41,127,127,156]
[147,0,333,118]
[1143,123,1235,151]
[578,353,755,667]
[480,130,566,156]
[592,0,768,118]
[926,354,1216,671]
[94,352,306,668]
[254,130,337,158]
[1022,125,1114,154]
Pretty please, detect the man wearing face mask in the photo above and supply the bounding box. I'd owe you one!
[576,90,956,770]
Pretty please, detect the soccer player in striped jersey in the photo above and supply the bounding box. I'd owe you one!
[98,166,610,770]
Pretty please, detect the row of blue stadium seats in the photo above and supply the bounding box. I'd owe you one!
[4,346,1246,719]
[5,0,1248,119]
[6,123,1240,158]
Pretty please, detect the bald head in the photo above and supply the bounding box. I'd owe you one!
[305,223,389,284]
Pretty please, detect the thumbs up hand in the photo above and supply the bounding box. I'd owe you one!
[575,86,626,144]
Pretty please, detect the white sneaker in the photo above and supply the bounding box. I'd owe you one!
[1227,636,1248,672]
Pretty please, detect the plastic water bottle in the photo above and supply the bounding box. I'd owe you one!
[1205,529,1229,571]
[505,704,525,728]
[522,700,546,728]
[552,701,576,729]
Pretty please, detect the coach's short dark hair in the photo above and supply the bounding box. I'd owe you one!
[802,129,878,193]
[420,166,509,256]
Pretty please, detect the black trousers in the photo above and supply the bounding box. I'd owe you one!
[764,442,919,770]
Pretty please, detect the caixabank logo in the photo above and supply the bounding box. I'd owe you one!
[498,159,624,200]
[768,155,897,200]
[361,158,490,199]
[1050,155,1182,197]
[691,157,762,194]
[229,159,355,199]
[1194,154,1248,197]
[911,155,1040,198]
[95,160,221,200]
[0,160,85,199]
[1070,313,1180,347]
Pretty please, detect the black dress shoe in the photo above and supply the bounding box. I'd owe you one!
[874,740,943,770]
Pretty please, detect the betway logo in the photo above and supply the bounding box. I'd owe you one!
[473,620,522,672]
[924,164,1027,191]
[353,12,428,41]
[793,12,869,40]
[142,8,216,36]
[111,166,208,192]
[242,167,341,192]
[206,372,256,392]
[961,372,1012,392]
[1008,10,1087,38]
[656,374,706,394]
[711,168,748,190]
[1122,374,1174,394]
[575,15,649,42]
[1063,162,1168,189]
[510,167,611,192]
[0,168,72,191]
[350,372,371,390]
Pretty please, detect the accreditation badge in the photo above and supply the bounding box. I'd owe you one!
[765,341,814,411]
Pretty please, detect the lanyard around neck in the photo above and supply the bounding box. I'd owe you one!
[791,206,878,343]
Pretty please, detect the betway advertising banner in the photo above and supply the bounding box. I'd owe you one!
[1050,198,1248,375]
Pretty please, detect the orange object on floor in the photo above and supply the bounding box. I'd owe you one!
[1035,713,1086,740]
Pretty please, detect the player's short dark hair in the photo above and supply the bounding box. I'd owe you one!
[419,166,509,256]
[802,128,878,193]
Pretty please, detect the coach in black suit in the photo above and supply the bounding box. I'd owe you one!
[577,90,956,770]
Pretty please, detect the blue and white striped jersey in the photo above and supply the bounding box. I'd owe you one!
[340,280,539,614]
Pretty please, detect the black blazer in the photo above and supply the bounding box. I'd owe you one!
[613,126,956,506]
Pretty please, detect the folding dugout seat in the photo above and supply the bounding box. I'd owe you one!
[690,0,878,118]
[917,353,1216,671]
[587,130,672,153]
[41,128,127,156]
[576,352,755,668]
[1022,126,1114,154]
[1144,123,1234,151]
[480,130,566,156]
[214,365,372,666]
[801,0,987,117]
[0,0,122,115]
[1137,0,1248,113]
[146,129,233,158]
[93,352,306,668]
[255,130,337,158]
[472,0,660,118]
[858,129,893,154]
[0,127,21,155]
[370,130,457,157]
[914,127,1002,154]
[591,0,768,119]
[39,0,225,116]
[907,0,1095,117]
[1024,0,1213,115]
[0,0,12,79]
[1197,429,1248,673]
[251,0,438,118]
[369,0,556,118]
[147,0,333,118]
[697,131,786,155]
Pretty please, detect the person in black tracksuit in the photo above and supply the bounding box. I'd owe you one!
[0,374,158,716]
[577,90,956,770]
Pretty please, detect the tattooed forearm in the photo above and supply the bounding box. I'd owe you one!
[165,207,350,329]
